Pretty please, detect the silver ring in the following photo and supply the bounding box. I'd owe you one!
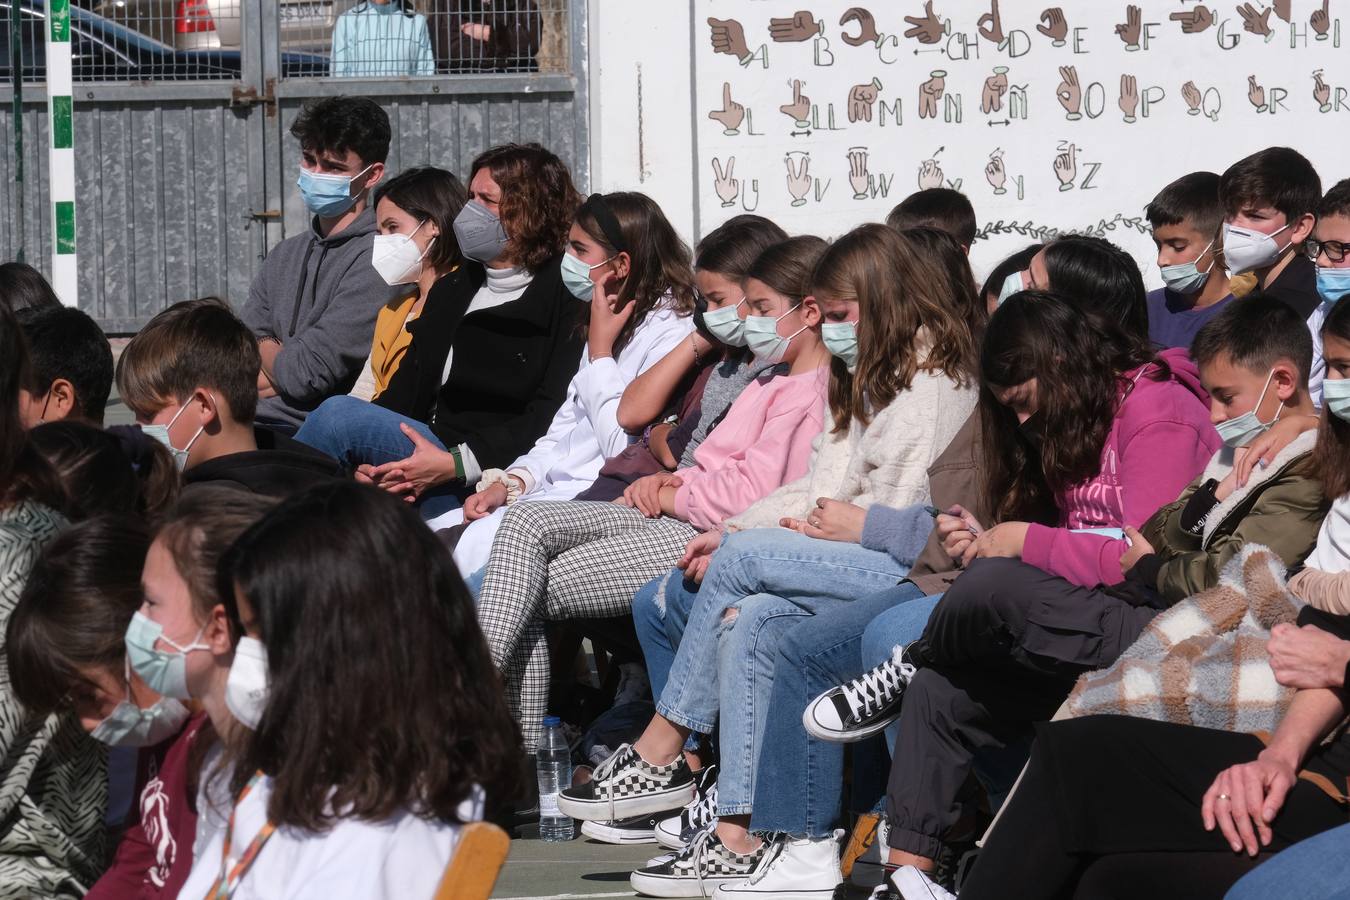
[809,517,819,527]
[1217,794,1231,801]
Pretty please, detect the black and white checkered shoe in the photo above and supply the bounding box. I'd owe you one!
[630,826,766,898]
[803,645,917,743]
[580,811,663,845]
[557,743,694,822]
[655,765,719,850]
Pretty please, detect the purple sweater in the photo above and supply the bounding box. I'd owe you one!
[1021,348,1220,587]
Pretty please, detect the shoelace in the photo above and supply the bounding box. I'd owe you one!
[591,744,636,823]
[746,835,787,885]
[678,823,718,897]
[685,783,717,830]
[841,645,916,723]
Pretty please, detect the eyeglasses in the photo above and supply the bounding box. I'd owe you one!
[1304,238,1349,263]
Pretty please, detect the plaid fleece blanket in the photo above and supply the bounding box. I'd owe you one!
[1065,545,1301,734]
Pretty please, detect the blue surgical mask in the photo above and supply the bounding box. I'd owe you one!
[996,271,1024,306]
[125,612,210,701]
[140,397,206,473]
[821,321,859,371]
[296,163,373,218]
[560,250,614,301]
[1215,368,1282,448]
[1324,378,1350,422]
[744,303,805,365]
[89,662,191,748]
[1316,266,1350,308]
[1160,240,1215,295]
[701,298,748,347]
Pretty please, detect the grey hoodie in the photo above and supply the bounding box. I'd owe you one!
[242,207,402,430]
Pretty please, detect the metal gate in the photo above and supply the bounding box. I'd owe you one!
[1,0,587,332]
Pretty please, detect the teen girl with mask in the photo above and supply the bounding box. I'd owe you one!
[474,235,832,755]
[560,225,982,897]
[8,517,198,899]
[428,191,697,573]
[296,144,585,517]
[179,483,520,899]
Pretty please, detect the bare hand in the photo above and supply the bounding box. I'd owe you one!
[793,497,867,543]
[1235,415,1316,486]
[678,531,722,584]
[587,273,636,360]
[622,472,681,518]
[463,482,508,522]
[1268,623,1350,690]
[961,520,1029,568]
[1119,524,1155,575]
[938,504,985,564]
[647,423,678,469]
[460,22,491,42]
[1203,753,1295,855]
[367,424,457,500]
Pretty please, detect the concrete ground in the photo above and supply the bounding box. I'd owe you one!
[493,827,652,899]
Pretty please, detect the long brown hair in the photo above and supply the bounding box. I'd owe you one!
[0,302,63,510]
[980,290,1168,525]
[811,224,981,432]
[576,191,697,357]
[219,483,522,829]
[1313,297,1350,498]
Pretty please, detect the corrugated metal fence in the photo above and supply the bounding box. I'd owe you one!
[1,0,587,332]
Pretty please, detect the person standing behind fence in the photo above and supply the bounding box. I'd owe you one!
[432,0,542,73]
[331,0,435,78]
[242,97,405,435]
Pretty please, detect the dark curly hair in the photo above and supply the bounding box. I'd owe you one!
[218,482,523,830]
[471,142,580,273]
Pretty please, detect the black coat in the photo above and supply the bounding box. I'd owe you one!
[375,257,585,471]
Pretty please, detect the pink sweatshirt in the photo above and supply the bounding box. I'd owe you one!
[673,365,830,532]
[1020,348,1220,587]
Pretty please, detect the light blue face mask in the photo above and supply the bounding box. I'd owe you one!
[140,397,206,473]
[125,612,210,701]
[560,251,614,301]
[1159,240,1215,295]
[701,298,748,347]
[996,271,1024,306]
[821,321,859,371]
[1324,378,1350,423]
[89,662,191,748]
[1316,266,1350,308]
[296,163,373,218]
[1215,368,1282,448]
[744,303,805,365]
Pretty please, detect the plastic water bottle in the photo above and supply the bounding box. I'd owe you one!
[537,716,574,841]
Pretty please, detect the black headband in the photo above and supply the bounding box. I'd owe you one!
[581,193,628,254]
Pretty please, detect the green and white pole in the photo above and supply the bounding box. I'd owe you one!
[44,0,77,305]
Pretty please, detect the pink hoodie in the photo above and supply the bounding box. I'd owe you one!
[1020,347,1220,587]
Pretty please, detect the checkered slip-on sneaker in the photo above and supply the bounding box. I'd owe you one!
[655,766,719,850]
[580,810,662,845]
[630,826,766,898]
[557,742,694,822]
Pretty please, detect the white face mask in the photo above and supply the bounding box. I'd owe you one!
[743,303,806,365]
[141,397,208,472]
[371,220,435,286]
[225,637,270,730]
[89,662,191,748]
[1222,222,1292,276]
[996,271,1024,306]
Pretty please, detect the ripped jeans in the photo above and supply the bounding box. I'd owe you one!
[651,528,910,814]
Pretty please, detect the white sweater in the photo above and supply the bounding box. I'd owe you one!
[727,368,977,531]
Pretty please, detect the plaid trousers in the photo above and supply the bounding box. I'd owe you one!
[477,500,699,751]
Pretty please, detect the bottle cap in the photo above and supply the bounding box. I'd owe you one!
[543,715,562,727]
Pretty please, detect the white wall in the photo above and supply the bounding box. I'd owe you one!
[589,0,1350,285]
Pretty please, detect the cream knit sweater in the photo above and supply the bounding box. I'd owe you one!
[727,367,977,530]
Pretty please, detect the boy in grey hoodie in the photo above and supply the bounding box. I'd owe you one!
[243,95,404,433]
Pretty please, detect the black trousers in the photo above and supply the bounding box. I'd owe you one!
[884,559,1159,858]
[960,716,1348,900]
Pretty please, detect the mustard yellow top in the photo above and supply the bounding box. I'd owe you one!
[369,293,419,400]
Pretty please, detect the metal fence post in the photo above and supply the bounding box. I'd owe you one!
[43,0,77,305]
[8,0,22,264]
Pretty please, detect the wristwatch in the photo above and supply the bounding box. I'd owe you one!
[642,415,680,447]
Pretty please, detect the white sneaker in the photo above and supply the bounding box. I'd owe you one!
[880,865,957,900]
[712,830,844,899]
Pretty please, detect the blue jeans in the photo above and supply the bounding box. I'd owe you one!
[656,528,911,815]
[294,394,465,519]
[633,569,700,703]
[1226,822,1350,900]
[750,582,924,837]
